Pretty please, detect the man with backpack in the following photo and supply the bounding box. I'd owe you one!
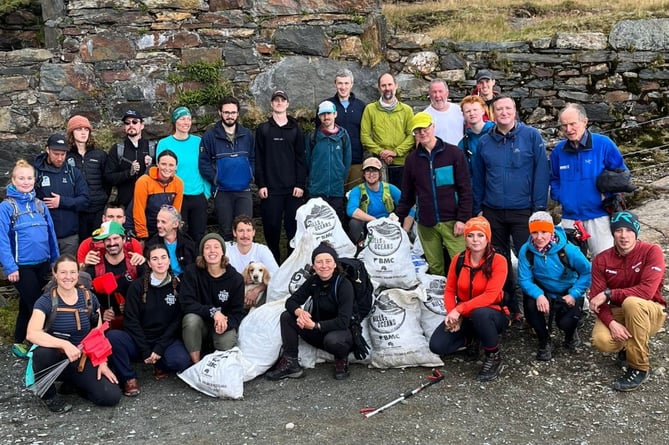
[517,211,591,361]
[33,133,90,256]
[306,100,352,223]
[104,110,156,209]
[85,221,145,329]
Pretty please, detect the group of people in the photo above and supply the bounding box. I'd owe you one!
[1,67,665,413]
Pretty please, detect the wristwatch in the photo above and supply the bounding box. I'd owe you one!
[604,289,612,303]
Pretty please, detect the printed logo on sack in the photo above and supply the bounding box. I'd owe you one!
[288,265,311,294]
[368,222,402,256]
[422,278,446,315]
[304,204,335,236]
[218,290,229,303]
[164,293,176,306]
[369,292,405,334]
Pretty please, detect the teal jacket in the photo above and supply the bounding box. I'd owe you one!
[306,127,352,198]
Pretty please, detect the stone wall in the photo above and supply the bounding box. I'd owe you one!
[1,1,668,176]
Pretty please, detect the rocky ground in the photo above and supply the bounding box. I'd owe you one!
[1,176,669,445]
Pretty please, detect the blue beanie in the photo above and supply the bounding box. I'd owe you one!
[172,106,191,123]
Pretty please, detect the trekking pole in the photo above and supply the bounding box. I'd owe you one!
[360,369,444,418]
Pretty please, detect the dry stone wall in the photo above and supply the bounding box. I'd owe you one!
[1,1,668,177]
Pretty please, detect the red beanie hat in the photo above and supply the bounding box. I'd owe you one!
[66,115,92,136]
[464,216,492,242]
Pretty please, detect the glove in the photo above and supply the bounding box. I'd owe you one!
[350,319,370,360]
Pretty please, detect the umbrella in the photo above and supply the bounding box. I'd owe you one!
[27,357,70,398]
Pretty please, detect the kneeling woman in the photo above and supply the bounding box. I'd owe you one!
[518,211,591,361]
[429,216,509,382]
[180,233,245,363]
[26,255,121,413]
[267,242,354,381]
[107,244,191,397]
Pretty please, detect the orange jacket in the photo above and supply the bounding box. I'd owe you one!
[133,166,183,239]
[444,250,507,317]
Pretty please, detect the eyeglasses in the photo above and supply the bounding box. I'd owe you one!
[124,119,141,125]
[221,111,238,116]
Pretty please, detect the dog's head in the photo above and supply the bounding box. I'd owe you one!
[243,262,271,286]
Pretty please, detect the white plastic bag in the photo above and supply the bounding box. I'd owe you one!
[417,273,447,338]
[237,298,286,380]
[362,217,419,289]
[266,233,316,303]
[291,197,356,257]
[368,287,443,369]
[178,347,250,399]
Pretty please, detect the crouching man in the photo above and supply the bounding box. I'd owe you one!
[589,211,666,391]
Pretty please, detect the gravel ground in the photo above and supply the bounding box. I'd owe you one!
[1,312,668,445]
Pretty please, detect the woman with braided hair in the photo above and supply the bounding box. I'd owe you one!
[107,244,191,397]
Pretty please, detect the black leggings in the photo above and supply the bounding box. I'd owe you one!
[523,295,583,342]
[13,261,50,343]
[32,346,121,406]
[429,307,508,355]
[279,311,353,360]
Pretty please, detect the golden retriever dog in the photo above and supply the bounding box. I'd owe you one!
[241,262,271,309]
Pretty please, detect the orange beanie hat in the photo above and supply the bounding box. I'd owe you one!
[464,216,492,241]
[66,115,92,135]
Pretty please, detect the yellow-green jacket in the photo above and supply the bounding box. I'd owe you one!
[360,101,415,166]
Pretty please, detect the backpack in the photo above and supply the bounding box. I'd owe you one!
[44,285,99,332]
[5,197,46,228]
[93,243,138,283]
[453,251,510,312]
[524,246,573,279]
[116,140,156,162]
[334,257,374,320]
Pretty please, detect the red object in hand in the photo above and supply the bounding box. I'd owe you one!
[92,272,118,295]
[79,321,112,367]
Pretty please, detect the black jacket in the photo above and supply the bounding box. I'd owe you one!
[105,137,155,206]
[67,147,108,212]
[147,231,197,277]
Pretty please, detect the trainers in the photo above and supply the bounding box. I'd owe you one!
[536,342,552,361]
[11,343,29,359]
[477,350,503,382]
[612,366,648,392]
[564,330,581,351]
[616,349,627,369]
[265,357,304,381]
[42,394,72,413]
[334,359,350,380]
[123,378,140,397]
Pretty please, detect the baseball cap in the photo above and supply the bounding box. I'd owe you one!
[317,100,336,115]
[121,109,144,122]
[271,90,289,101]
[93,221,125,240]
[410,112,434,132]
[362,157,383,171]
[476,70,494,82]
[46,134,68,151]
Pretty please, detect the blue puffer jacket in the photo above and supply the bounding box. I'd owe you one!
[517,226,591,300]
[0,186,59,275]
[199,121,254,193]
[306,127,352,198]
[472,122,549,214]
[33,152,90,238]
[550,131,626,220]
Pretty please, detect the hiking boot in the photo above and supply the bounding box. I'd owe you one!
[265,357,304,381]
[11,342,29,359]
[616,349,627,369]
[564,330,581,351]
[477,351,503,382]
[612,366,648,392]
[123,378,140,397]
[334,359,350,380]
[42,394,72,414]
[536,342,552,361]
[510,314,527,331]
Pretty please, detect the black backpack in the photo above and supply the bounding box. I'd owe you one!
[336,257,374,320]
